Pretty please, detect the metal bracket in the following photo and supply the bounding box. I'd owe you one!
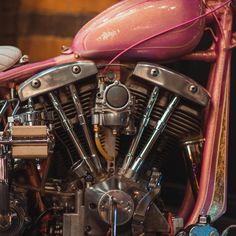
[18,61,98,101]
[132,187,161,236]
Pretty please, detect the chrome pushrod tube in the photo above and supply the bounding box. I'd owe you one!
[119,86,159,175]
[0,100,8,117]
[48,92,98,177]
[69,84,103,173]
[0,99,20,118]
[125,96,180,179]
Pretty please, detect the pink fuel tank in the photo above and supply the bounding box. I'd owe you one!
[72,0,205,61]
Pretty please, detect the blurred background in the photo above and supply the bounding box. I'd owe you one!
[0,0,235,233]
[0,0,118,61]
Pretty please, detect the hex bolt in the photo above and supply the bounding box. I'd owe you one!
[189,85,198,93]
[31,79,41,88]
[72,65,81,74]
[107,71,116,81]
[150,68,159,77]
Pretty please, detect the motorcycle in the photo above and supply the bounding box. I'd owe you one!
[0,0,235,235]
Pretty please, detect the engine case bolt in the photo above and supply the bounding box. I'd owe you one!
[189,85,198,93]
[106,70,116,82]
[85,173,94,182]
[72,65,81,74]
[31,79,41,88]
[150,68,159,77]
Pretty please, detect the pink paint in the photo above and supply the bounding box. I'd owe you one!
[0,0,233,228]
[106,0,231,66]
[72,0,205,61]
[186,2,232,225]
[0,54,76,84]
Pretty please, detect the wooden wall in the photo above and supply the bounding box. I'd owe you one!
[0,0,21,45]
[0,0,118,61]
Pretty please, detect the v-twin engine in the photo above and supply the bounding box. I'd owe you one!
[0,61,209,235]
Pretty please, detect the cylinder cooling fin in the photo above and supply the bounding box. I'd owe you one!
[0,61,210,236]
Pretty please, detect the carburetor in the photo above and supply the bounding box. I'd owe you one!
[92,79,135,135]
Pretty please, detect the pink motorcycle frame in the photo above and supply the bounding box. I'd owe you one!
[0,0,235,229]
[180,0,233,225]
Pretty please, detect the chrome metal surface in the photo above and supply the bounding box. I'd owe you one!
[49,92,98,177]
[0,99,20,118]
[132,186,161,235]
[126,96,180,178]
[103,81,131,111]
[0,158,7,183]
[63,190,85,236]
[0,101,8,117]
[11,99,20,116]
[0,139,49,144]
[133,63,210,107]
[71,160,91,179]
[92,80,134,134]
[172,217,184,235]
[69,84,103,173]
[84,176,145,235]
[18,61,98,101]
[75,191,85,236]
[31,79,41,88]
[0,59,208,235]
[119,86,159,175]
[63,214,80,236]
[148,168,162,190]
[75,190,83,213]
[111,197,117,236]
[11,109,53,126]
[98,190,134,226]
[182,137,205,197]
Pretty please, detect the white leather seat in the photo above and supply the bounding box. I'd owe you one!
[0,46,22,72]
